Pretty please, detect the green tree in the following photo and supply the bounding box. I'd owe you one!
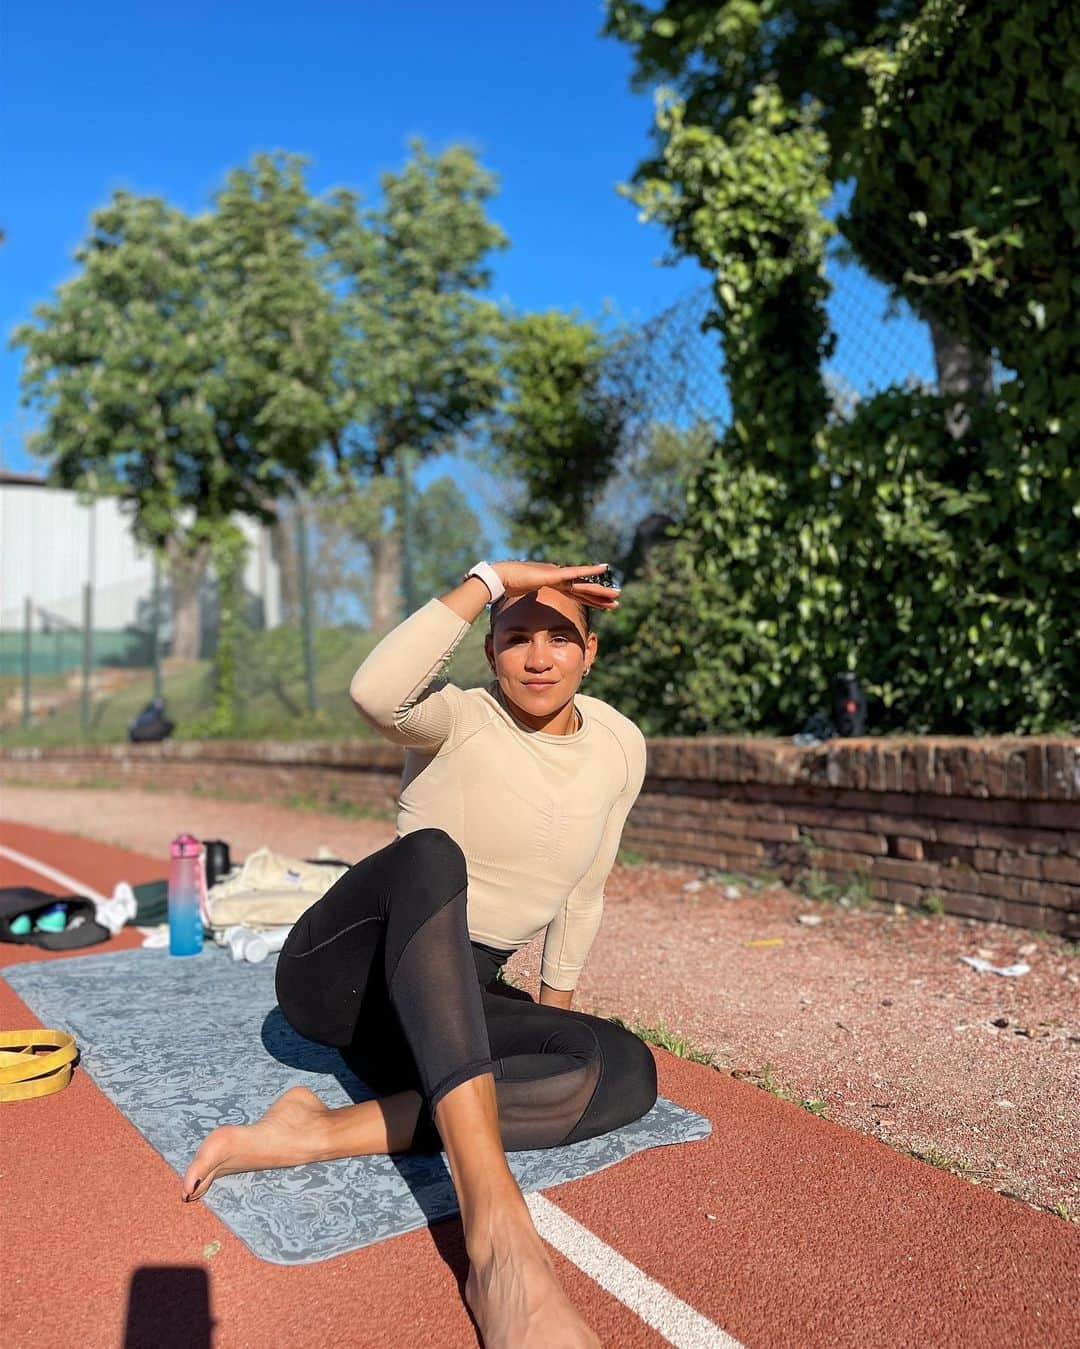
[411,475,491,606]
[603,0,996,397]
[591,419,715,578]
[317,140,508,630]
[597,0,1078,735]
[12,154,338,667]
[479,310,634,562]
[843,0,1080,443]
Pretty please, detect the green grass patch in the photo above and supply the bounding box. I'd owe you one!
[599,1014,829,1117]
[3,617,496,749]
[616,846,648,866]
[285,791,395,823]
[902,1141,979,1182]
[604,1013,723,1068]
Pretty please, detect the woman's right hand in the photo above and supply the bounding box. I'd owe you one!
[492,561,620,610]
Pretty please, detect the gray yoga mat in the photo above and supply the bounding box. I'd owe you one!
[3,945,711,1265]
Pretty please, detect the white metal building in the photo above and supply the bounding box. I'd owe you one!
[0,471,281,649]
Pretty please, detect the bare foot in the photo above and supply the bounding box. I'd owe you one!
[464,1220,601,1349]
[182,1085,329,1202]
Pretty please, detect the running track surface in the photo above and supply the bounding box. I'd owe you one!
[2,818,1077,1349]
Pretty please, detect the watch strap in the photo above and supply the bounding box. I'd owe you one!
[463,561,505,603]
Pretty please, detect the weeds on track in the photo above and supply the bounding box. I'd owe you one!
[601,1013,829,1117]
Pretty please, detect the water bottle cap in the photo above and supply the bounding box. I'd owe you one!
[170,833,203,859]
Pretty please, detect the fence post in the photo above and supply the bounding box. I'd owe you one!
[22,597,32,729]
[81,582,93,735]
[151,556,163,699]
[295,499,317,715]
[399,445,415,618]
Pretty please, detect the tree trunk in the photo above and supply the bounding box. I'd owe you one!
[165,537,212,661]
[928,315,994,439]
[367,526,403,633]
[268,510,300,625]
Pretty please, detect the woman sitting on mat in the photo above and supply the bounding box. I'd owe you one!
[184,559,654,1349]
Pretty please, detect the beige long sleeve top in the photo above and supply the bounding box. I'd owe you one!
[348,597,647,990]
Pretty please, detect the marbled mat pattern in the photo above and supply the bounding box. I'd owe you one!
[4,946,712,1265]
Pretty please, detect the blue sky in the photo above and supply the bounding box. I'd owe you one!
[0,3,704,467]
[0,0,933,557]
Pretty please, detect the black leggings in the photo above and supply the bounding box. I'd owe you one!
[274,828,657,1154]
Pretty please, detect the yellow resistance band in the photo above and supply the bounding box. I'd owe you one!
[0,1029,77,1102]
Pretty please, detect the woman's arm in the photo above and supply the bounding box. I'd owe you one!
[538,983,574,1010]
[539,725,648,993]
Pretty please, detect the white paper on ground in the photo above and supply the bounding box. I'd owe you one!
[958,956,1030,977]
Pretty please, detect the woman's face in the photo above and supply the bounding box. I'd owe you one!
[485,586,598,719]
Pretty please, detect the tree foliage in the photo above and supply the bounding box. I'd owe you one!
[480,310,634,561]
[843,0,1080,441]
[12,154,339,668]
[604,1,920,177]
[315,139,508,628]
[596,0,1079,735]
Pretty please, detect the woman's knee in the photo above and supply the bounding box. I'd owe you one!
[599,1022,658,1124]
[392,828,467,903]
[563,1020,657,1142]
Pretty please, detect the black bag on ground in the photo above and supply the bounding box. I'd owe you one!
[128,696,174,743]
[0,887,111,950]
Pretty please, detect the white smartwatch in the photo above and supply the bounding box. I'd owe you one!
[462,560,505,603]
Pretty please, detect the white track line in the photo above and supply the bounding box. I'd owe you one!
[0,844,110,905]
[526,1192,741,1348]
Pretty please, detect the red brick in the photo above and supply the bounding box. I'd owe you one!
[974,849,1041,879]
[743,822,802,843]
[943,891,1001,922]
[885,880,924,905]
[1023,743,1049,798]
[1005,750,1028,798]
[964,748,991,799]
[1021,880,1080,911]
[976,823,1074,853]
[901,748,918,794]
[939,871,1022,901]
[872,858,940,887]
[1042,907,1080,939]
[808,827,888,855]
[811,848,875,874]
[933,821,980,846]
[986,752,1008,797]
[998,899,1047,929]
[892,837,924,861]
[866,813,938,841]
[832,789,919,816]
[1045,743,1080,799]
[1041,855,1080,885]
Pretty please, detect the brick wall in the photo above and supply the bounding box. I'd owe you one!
[3,735,1078,937]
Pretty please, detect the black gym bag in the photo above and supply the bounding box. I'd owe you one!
[0,886,111,950]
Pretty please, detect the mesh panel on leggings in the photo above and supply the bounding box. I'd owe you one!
[492,1054,603,1151]
[385,886,494,1109]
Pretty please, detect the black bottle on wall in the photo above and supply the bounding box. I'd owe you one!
[832,672,868,737]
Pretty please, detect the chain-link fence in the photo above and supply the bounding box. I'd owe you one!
[2,234,1004,748]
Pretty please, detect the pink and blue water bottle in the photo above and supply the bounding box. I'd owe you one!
[168,833,205,956]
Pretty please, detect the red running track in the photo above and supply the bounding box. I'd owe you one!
[1,817,1077,1349]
